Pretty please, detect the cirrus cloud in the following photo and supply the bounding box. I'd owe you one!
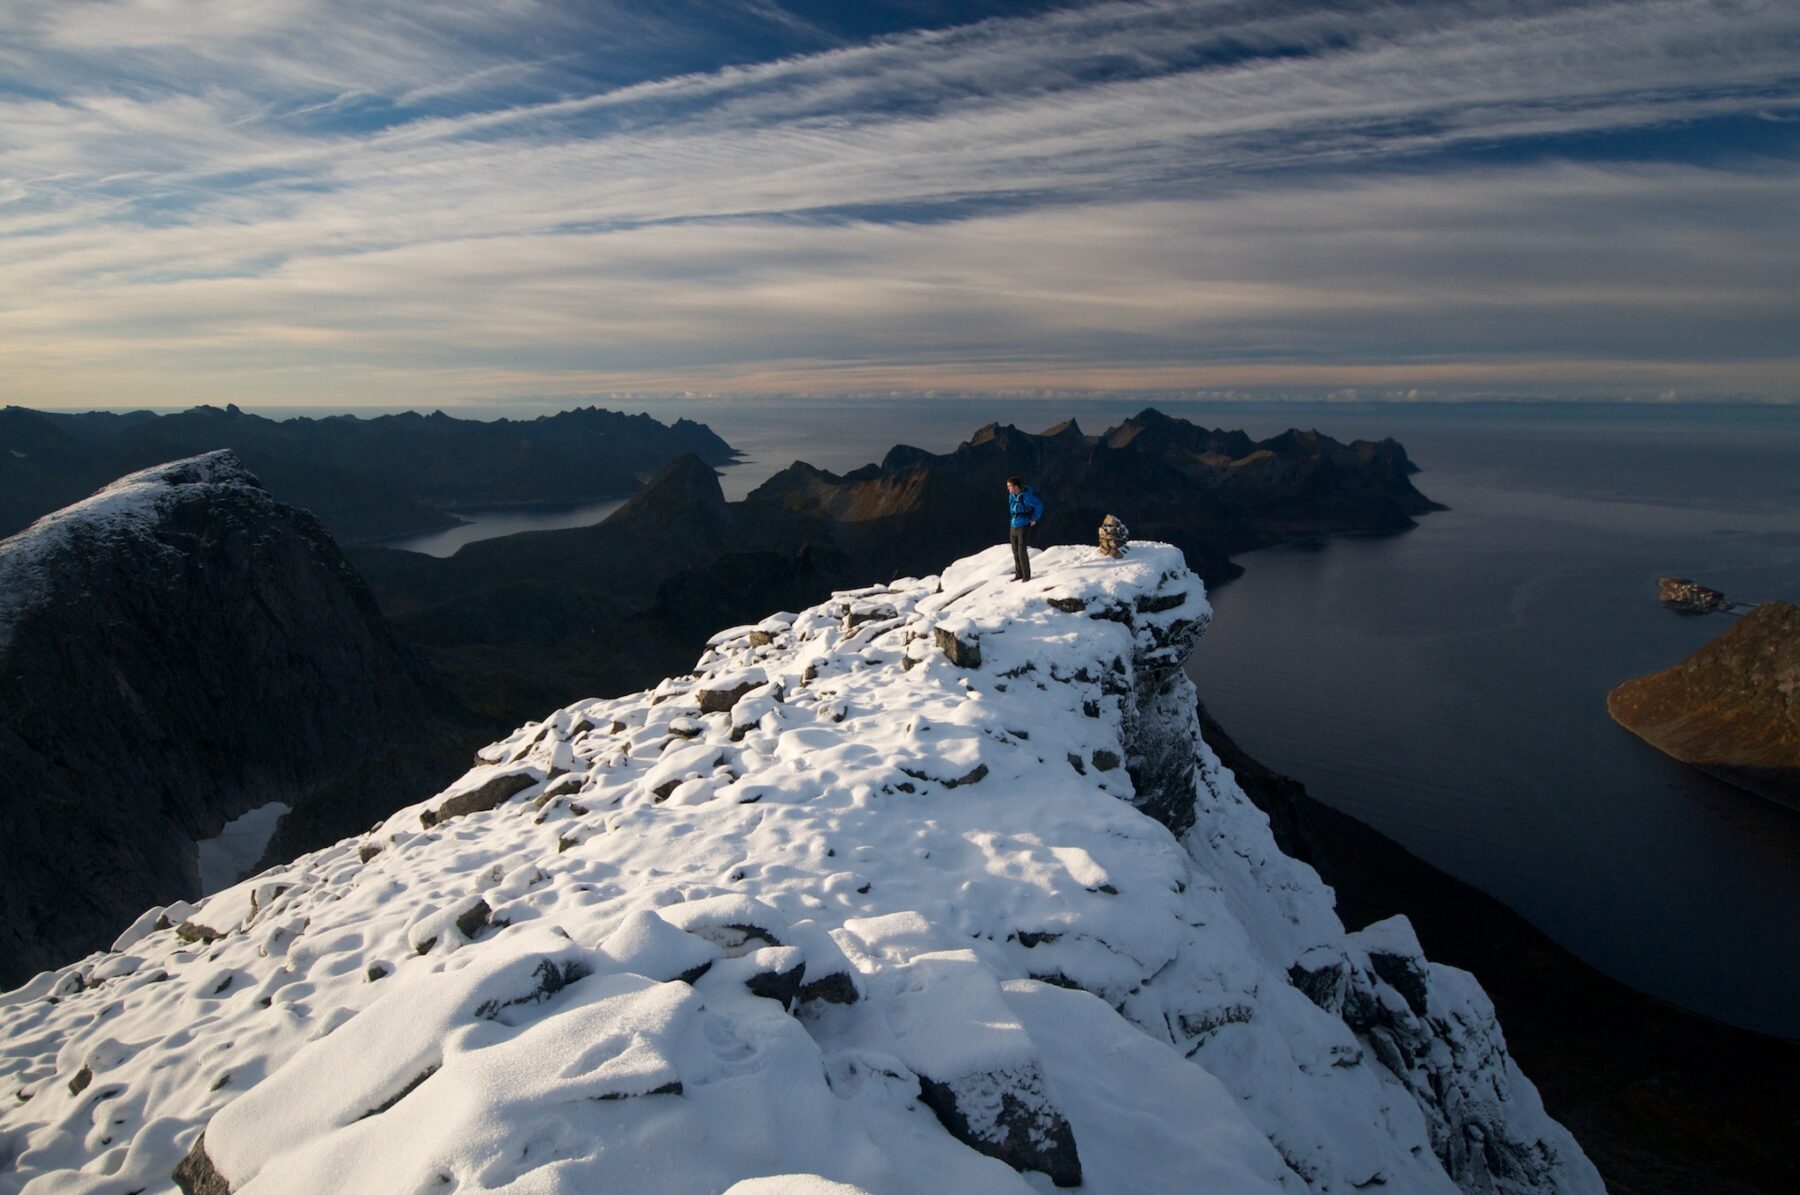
[2,0,1797,406]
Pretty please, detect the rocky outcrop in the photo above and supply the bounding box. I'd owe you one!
[0,542,1594,1193]
[0,452,477,985]
[1607,601,1800,809]
[1657,577,1734,615]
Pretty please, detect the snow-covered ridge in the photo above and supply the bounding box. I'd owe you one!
[0,450,260,655]
[0,542,1600,1194]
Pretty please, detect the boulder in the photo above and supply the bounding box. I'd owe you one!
[420,769,540,828]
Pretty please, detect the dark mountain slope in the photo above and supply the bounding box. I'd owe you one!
[0,452,480,985]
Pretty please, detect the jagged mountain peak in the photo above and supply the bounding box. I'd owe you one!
[0,543,1597,1194]
[606,452,730,529]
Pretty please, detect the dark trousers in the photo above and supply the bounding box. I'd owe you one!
[1009,525,1031,580]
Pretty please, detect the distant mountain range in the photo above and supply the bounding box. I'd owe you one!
[349,408,1442,727]
[0,403,737,544]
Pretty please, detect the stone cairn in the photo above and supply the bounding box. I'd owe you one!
[1097,514,1131,558]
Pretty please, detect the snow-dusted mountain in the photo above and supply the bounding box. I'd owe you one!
[0,542,1600,1193]
[0,451,473,987]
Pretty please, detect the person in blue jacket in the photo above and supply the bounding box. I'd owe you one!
[1005,476,1044,581]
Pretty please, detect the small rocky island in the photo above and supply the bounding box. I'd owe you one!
[1607,601,1800,810]
[1657,577,1734,615]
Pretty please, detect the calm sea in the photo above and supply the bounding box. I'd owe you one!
[382,397,1800,1036]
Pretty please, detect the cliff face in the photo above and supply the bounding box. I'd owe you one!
[0,542,1596,1194]
[1607,601,1800,810]
[0,453,475,987]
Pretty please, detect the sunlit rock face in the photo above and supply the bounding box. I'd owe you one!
[1609,600,1800,810]
[0,542,1599,1195]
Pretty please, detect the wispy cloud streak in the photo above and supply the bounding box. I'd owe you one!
[1,0,1797,405]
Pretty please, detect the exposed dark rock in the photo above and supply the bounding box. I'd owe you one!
[1135,591,1186,614]
[1288,956,1349,1011]
[1090,750,1120,772]
[68,1066,92,1096]
[420,771,538,828]
[454,901,492,941]
[797,970,859,1006]
[473,959,590,1020]
[1607,601,1800,809]
[744,957,807,1010]
[358,1065,441,1119]
[1367,950,1431,1019]
[900,763,989,789]
[933,626,982,668]
[696,680,761,714]
[916,1066,1083,1188]
[1176,1004,1256,1039]
[171,1134,231,1195]
[539,774,584,800]
[844,603,897,629]
[593,1080,683,1100]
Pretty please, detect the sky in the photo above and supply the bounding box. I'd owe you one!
[2,0,1797,409]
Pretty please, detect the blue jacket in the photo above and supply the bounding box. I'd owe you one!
[1008,487,1044,528]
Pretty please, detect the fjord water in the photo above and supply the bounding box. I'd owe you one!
[384,397,1799,1035]
[1172,403,1800,1039]
[679,397,1800,1037]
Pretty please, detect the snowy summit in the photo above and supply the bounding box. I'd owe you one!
[0,542,1600,1193]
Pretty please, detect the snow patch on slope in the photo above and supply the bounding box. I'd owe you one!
[197,802,292,895]
[0,451,258,655]
[0,542,1599,1194]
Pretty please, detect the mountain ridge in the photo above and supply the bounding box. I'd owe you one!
[349,409,1440,729]
[0,541,1598,1194]
[1,404,739,545]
